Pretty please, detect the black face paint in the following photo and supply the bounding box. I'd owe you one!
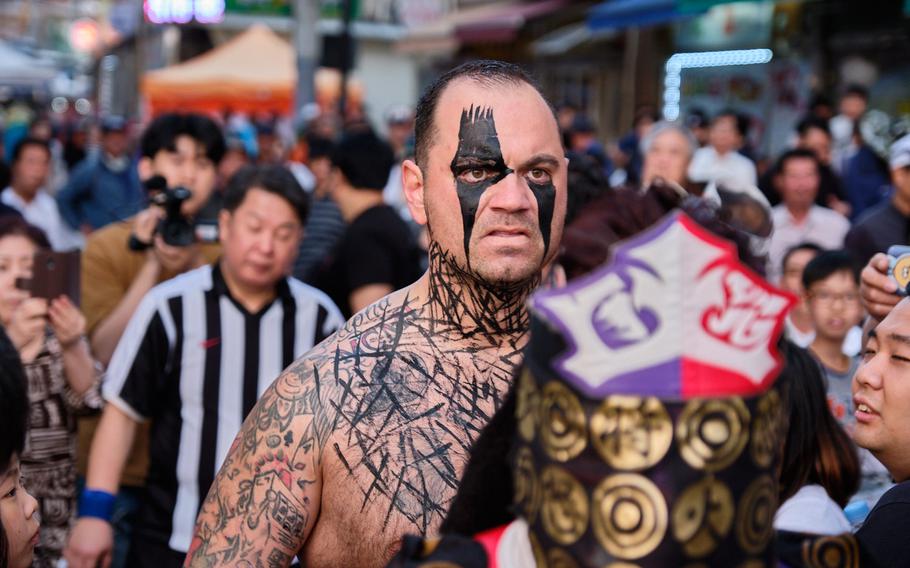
[528,176,556,257]
[450,105,513,266]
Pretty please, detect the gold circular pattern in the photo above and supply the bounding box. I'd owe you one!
[516,369,540,443]
[677,398,750,472]
[513,446,541,523]
[591,473,668,560]
[736,475,776,555]
[540,381,588,462]
[803,535,860,568]
[546,547,580,568]
[671,477,735,558]
[540,465,590,546]
[590,395,673,471]
[750,390,781,469]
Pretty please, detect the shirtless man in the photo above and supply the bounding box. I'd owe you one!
[185,60,567,567]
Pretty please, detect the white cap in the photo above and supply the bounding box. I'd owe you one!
[890,133,910,169]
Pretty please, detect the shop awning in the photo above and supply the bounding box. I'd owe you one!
[587,0,705,31]
[397,0,570,54]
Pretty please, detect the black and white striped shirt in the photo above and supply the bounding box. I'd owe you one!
[103,263,343,554]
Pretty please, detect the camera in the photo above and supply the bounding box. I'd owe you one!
[151,185,195,247]
[888,245,910,295]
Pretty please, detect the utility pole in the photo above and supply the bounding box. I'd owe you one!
[337,0,353,122]
[294,0,320,120]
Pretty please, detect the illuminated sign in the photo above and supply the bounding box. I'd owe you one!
[144,0,225,24]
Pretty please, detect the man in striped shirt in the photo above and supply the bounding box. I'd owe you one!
[64,165,343,567]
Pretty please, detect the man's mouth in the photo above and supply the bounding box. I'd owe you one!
[854,397,878,422]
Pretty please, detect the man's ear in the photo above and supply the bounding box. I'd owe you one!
[217,209,231,245]
[138,157,153,182]
[402,159,427,226]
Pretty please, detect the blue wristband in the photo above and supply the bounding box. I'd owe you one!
[78,489,116,522]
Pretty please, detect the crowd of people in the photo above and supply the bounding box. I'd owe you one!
[0,59,908,567]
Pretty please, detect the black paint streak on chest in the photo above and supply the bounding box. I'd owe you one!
[450,105,513,267]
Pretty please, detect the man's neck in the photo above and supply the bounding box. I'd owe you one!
[337,187,384,222]
[10,185,37,204]
[809,335,848,372]
[786,203,812,223]
[422,242,537,345]
[220,261,277,314]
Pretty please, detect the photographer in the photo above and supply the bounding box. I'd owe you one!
[0,217,100,567]
[75,113,224,568]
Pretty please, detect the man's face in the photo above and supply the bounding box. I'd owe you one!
[798,127,832,165]
[779,158,819,210]
[805,271,863,342]
[780,248,816,292]
[708,116,740,154]
[641,129,691,186]
[415,80,567,285]
[892,166,910,203]
[146,135,217,217]
[852,299,910,481]
[12,146,50,198]
[219,188,303,292]
[840,94,867,121]
[387,121,413,151]
[102,130,128,158]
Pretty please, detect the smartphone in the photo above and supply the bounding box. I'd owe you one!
[14,250,81,305]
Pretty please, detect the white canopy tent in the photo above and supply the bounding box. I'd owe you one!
[0,41,57,87]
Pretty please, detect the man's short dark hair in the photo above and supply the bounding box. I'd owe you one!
[140,113,226,165]
[802,249,860,290]
[781,242,823,273]
[776,148,819,176]
[413,60,552,169]
[223,164,309,224]
[307,136,335,161]
[712,109,748,137]
[843,84,869,101]
[796,116,831,139]
[11,136,51,164]
[331,131,394,191]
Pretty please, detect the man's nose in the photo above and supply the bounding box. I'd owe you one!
[486,173,533,213]
[855,356,884,390]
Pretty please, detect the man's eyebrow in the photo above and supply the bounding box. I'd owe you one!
[889,333,910,346]
[515,154,562,171]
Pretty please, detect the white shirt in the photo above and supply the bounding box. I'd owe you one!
[1,187,83,251]
[774,484,852,535]
[767,205,850,282]
[688,146,757,191]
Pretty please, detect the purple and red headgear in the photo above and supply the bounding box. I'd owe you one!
[514,211,796,566]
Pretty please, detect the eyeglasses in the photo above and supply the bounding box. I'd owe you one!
[808,291,860,306]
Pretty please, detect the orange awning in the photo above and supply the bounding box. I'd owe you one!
[142,24,295,115]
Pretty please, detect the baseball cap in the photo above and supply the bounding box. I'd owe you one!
[890,133,910,169]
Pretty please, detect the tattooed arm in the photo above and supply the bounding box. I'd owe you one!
[185,351,334,567]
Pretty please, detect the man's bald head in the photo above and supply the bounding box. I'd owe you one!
[413,60,557,171]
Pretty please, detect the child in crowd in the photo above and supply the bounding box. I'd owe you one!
[803,250,864,423]
[803,249,893,514]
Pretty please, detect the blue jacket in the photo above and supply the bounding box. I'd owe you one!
[57,154,144,230]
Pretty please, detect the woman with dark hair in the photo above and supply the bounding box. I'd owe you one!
[774,341,861,534]
[0,324,40,568]
[0,216,101,566]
